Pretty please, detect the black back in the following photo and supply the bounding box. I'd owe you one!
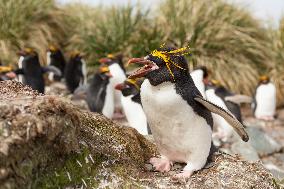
[214,86,243,123]
[65,55,83,93]
[48,49,66,80]
[86,73,110,112]
[21,54,45,93]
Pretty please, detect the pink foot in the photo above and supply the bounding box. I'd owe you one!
[257,116,275,121]
[171,170,193,182]
[150,157,172,173]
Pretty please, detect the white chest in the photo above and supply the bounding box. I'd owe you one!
[206,89,233,136]
[141,80,212,162]
[190,70,206,98]
[109,63,126,108]
[102,83,114,119]
[121,95,148,135]
[255,83,276,117]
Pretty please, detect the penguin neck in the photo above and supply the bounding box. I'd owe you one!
[130,93,141,104]
[46,52,51,65]
[109,63,126,78]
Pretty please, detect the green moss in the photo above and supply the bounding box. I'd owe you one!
[32,149,107,188]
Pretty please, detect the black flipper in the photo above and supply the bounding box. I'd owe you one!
[194,96,249,142]
[42,65,62,77]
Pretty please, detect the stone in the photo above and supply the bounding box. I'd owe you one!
[246,127,281,156]
[231,140,260,162]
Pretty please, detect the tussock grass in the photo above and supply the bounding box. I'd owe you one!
[159,0,273,96]
[0,0,71,65]
[269,18,284,106]
[0,0,283,105]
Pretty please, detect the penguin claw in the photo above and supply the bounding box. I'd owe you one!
[171,170,193,183]
[150,157,172,173]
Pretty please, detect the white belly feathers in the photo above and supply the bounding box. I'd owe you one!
[109,63,126,109]
[141,79,212,163]
[121,95,148,135]
[255,83,276,118]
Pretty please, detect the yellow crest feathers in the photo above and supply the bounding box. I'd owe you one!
[99,66,110,73]
[126,79,140,90]
[150,46,190,81]
[0,66,12,73]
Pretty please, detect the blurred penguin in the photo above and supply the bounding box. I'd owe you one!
[47,45,66,81]
[65,51,87,93]
[15,48,45,93]
[115,78,150,135]
[190,66,209,98]
[86,65,114,119]
[14,48,62,93]
[99,54,126,118]
[252,75,276,121]
[0,65,15,81]
[206,80,245,141]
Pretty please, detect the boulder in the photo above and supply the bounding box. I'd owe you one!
[0,81,276,189]
[247,127,282,156]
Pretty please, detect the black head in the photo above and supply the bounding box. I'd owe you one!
[47,45,64,59]
[128,47,190,86]
[195,66,209,79]
[258,75,270,84]
[206,79,222,89]
[18,48,40,67]
[115,79,141,97]
[70,51,83,62]
[18,48,37,58]
[98,65,112,80]
[99,54,125,71]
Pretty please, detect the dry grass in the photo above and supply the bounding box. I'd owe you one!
[269,18,284,106]
[0,0,72,65]
[158,0,273,96]
[0,0,284,105]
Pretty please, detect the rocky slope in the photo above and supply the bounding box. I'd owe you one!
[0,81,276,188]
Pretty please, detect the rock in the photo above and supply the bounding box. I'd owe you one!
[277,109,284,121]
[231,140,260,162]
[264,163,284,179]
[45,82,69,96]
[246,127,282,156]
[0,81,276,189]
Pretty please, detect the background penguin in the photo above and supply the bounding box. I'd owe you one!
[0,65,14,81]
[127,47,248,180]
[206,80,244,141]
[47,45,66,81]
[252,75,276,121]
[65,51,87,93]
[190,66,209,98]
[15,48,45,93]
[86,65,114,119]
[99,54,126,118]
[115,78,150,135]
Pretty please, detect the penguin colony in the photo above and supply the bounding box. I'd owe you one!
[1,45,278,180]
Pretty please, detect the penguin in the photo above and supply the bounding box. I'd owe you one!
[86,65,114,119]
[115,78,150,135]
[65,51,87,93]
[99,54,126,118]
[14,48,45,93]
[190,66,209,98]
[205,80,243,141]
[47,45,66,81]
[252,75,276,121]
[0,65,14,81]
[127,47,248,179]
